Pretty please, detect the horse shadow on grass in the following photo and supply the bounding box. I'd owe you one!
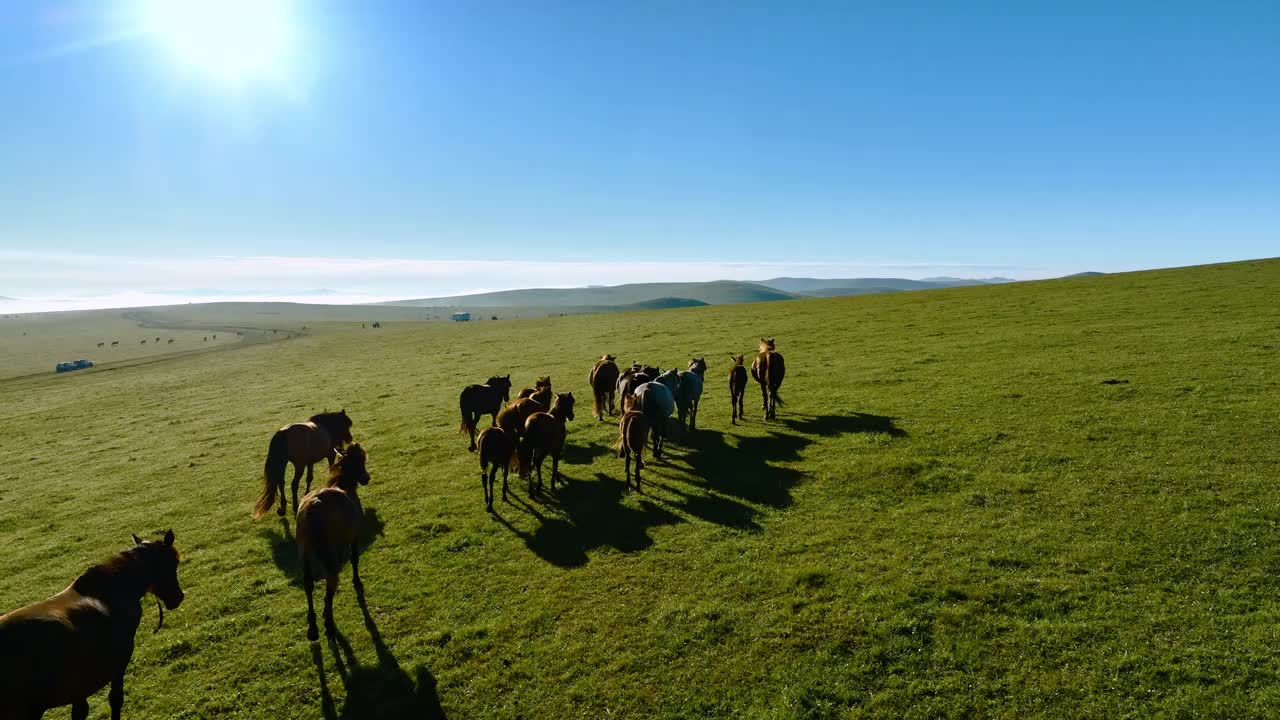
[778,412,908,439]
[311,583,446,719]
[263,507,387,587]
[492,471,682,568]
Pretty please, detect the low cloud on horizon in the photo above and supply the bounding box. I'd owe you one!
[0,250,1092,314]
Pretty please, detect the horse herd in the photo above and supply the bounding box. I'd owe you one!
[0,339,785,718]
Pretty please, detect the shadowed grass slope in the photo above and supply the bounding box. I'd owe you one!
[0,258,1278,718]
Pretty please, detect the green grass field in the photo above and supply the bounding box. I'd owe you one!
[2,258,1278,718]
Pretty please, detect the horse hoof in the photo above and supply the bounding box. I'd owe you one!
[307,626,319,642]
[277,506,286,517]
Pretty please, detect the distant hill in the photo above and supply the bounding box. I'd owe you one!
[920,276,1017,284]
[620,297,710,310]
[1064,271,1105,278]
[380,281,795,308]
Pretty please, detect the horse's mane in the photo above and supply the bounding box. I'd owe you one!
[310,410,350,426]
[73,543,177,596]
[329,443,369,488]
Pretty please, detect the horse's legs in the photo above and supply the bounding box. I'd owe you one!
[691,399,699,430]
[304,565,319,641]
[636,453,644,492]
[551,453,560,489]
[481,467,492,511]
[290,464,305,515]
[351,543,362,591]
[71,700,88,720]
[305,462,315,493]
[500,464,509,503]
[759,382,769,411]
[323,575,338,634]
[624,450,632,490]
[108,676,124,720]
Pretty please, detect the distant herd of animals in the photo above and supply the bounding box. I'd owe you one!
[91,334,220,349]
[1,339,785,718]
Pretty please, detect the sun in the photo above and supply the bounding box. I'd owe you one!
[139,0,296,85]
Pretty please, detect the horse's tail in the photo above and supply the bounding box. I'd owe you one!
[517,434,534,478]
[300,510,341,579]
[593,388,604,419]
[254,430,288,518]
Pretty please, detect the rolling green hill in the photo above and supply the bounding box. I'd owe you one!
[1,258,1278,718]
[380,280,796,308]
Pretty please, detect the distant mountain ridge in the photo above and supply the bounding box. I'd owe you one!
[380,281,793,308]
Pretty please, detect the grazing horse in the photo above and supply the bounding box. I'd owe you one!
[751,338,786,420]
[110,341,118,347]
[632,381,675,459]
[589,354,621,420]
[0,530,183,719]
[458,375,513,451]
[167,338,174,344]
[519,392,575,494]
[97,342,104,348]
[139,340,146,345]
[728,354,748,424]
[675,358,706,431]
[477,427,516,511]
[254,410,354,519]
[613,410,651,492]
[154,337,160,343]
[297,444,369,641]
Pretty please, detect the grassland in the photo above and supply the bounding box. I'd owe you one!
[1,258,1278,718]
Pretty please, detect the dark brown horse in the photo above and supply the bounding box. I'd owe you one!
[0,531,183,719]
[728,354,748,424]
[617,365,659,404]
[458,375,512,451]
[613,410,651,492]
[254,410,354,519]
[519,392,575,494]
[296,444,369,641]
[477,427,516,511]
[750,338,786,420]
[589,354,621,421]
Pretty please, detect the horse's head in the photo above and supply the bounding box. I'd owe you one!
[131,529,184,610]
[688,357,707,376]
[536,376,552,390]
[642,365,661,378]
[730,354,745,367]
[488,375,513,402]
[759,338,776,353]
[602,354,616,363]
[657,369,681,393]
[552,392,575,422]
[331,443,370,489]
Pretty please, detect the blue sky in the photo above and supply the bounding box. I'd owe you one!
[1,1,1277,310]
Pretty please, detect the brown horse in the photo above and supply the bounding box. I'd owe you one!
[617,364,659,404]
[496,395,547,441]
[589,354,621,421]
[750,338,786,420]
[254,410,354,519]
[613,410,651,492]
[477,427,516,511]
[458,375,512,451]
[519,392,575,494]
[296,444,369,641]
[728,354,748,424]
[516,376,552,403]
[0,531,183,719]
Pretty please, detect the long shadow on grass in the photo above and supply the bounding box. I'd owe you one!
[493,472,682,568]
[310,584,446,719]
[263,507,387,587]
[779,412,907,439]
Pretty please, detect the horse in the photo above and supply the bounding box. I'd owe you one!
[751,338,786,420]
[632,381,675,459]
[675,358,706,431]
[477,427,516,511]
[139,340,146,345]
[613,410,651,492]
[254,410,354,519]
[0,530,183,719]
[519,392,575,494]
[458,375,513,451]
[296,444,369,641]
[496,395,548,442]
[589,354,621,420]
[167,338,174,344]
[97,342,104,348]
[154,337,160,343]
[516,376,552,403]
[728,354,748,424]
[110,341,118,347]
[617,365,659,404]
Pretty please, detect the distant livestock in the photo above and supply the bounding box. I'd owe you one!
[111,341,119,347]
[97,342,104,348]
[751,338,786,420]
[589,354,621,420]
[168,338,175,344]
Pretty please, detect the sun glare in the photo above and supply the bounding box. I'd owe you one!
[139,0,295,85]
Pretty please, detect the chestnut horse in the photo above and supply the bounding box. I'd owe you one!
[254,410,354,518]
[613,410,651,492]
[751,338,786,420]
[496,395,548,442]
[728,354,748,424]
[458,375,512,451]
[519,392,576,494]
[589,354,621,421]
[0,531,183,719]
[516,376,552,403]
[297,444,370,641]
[477,426,516,511]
